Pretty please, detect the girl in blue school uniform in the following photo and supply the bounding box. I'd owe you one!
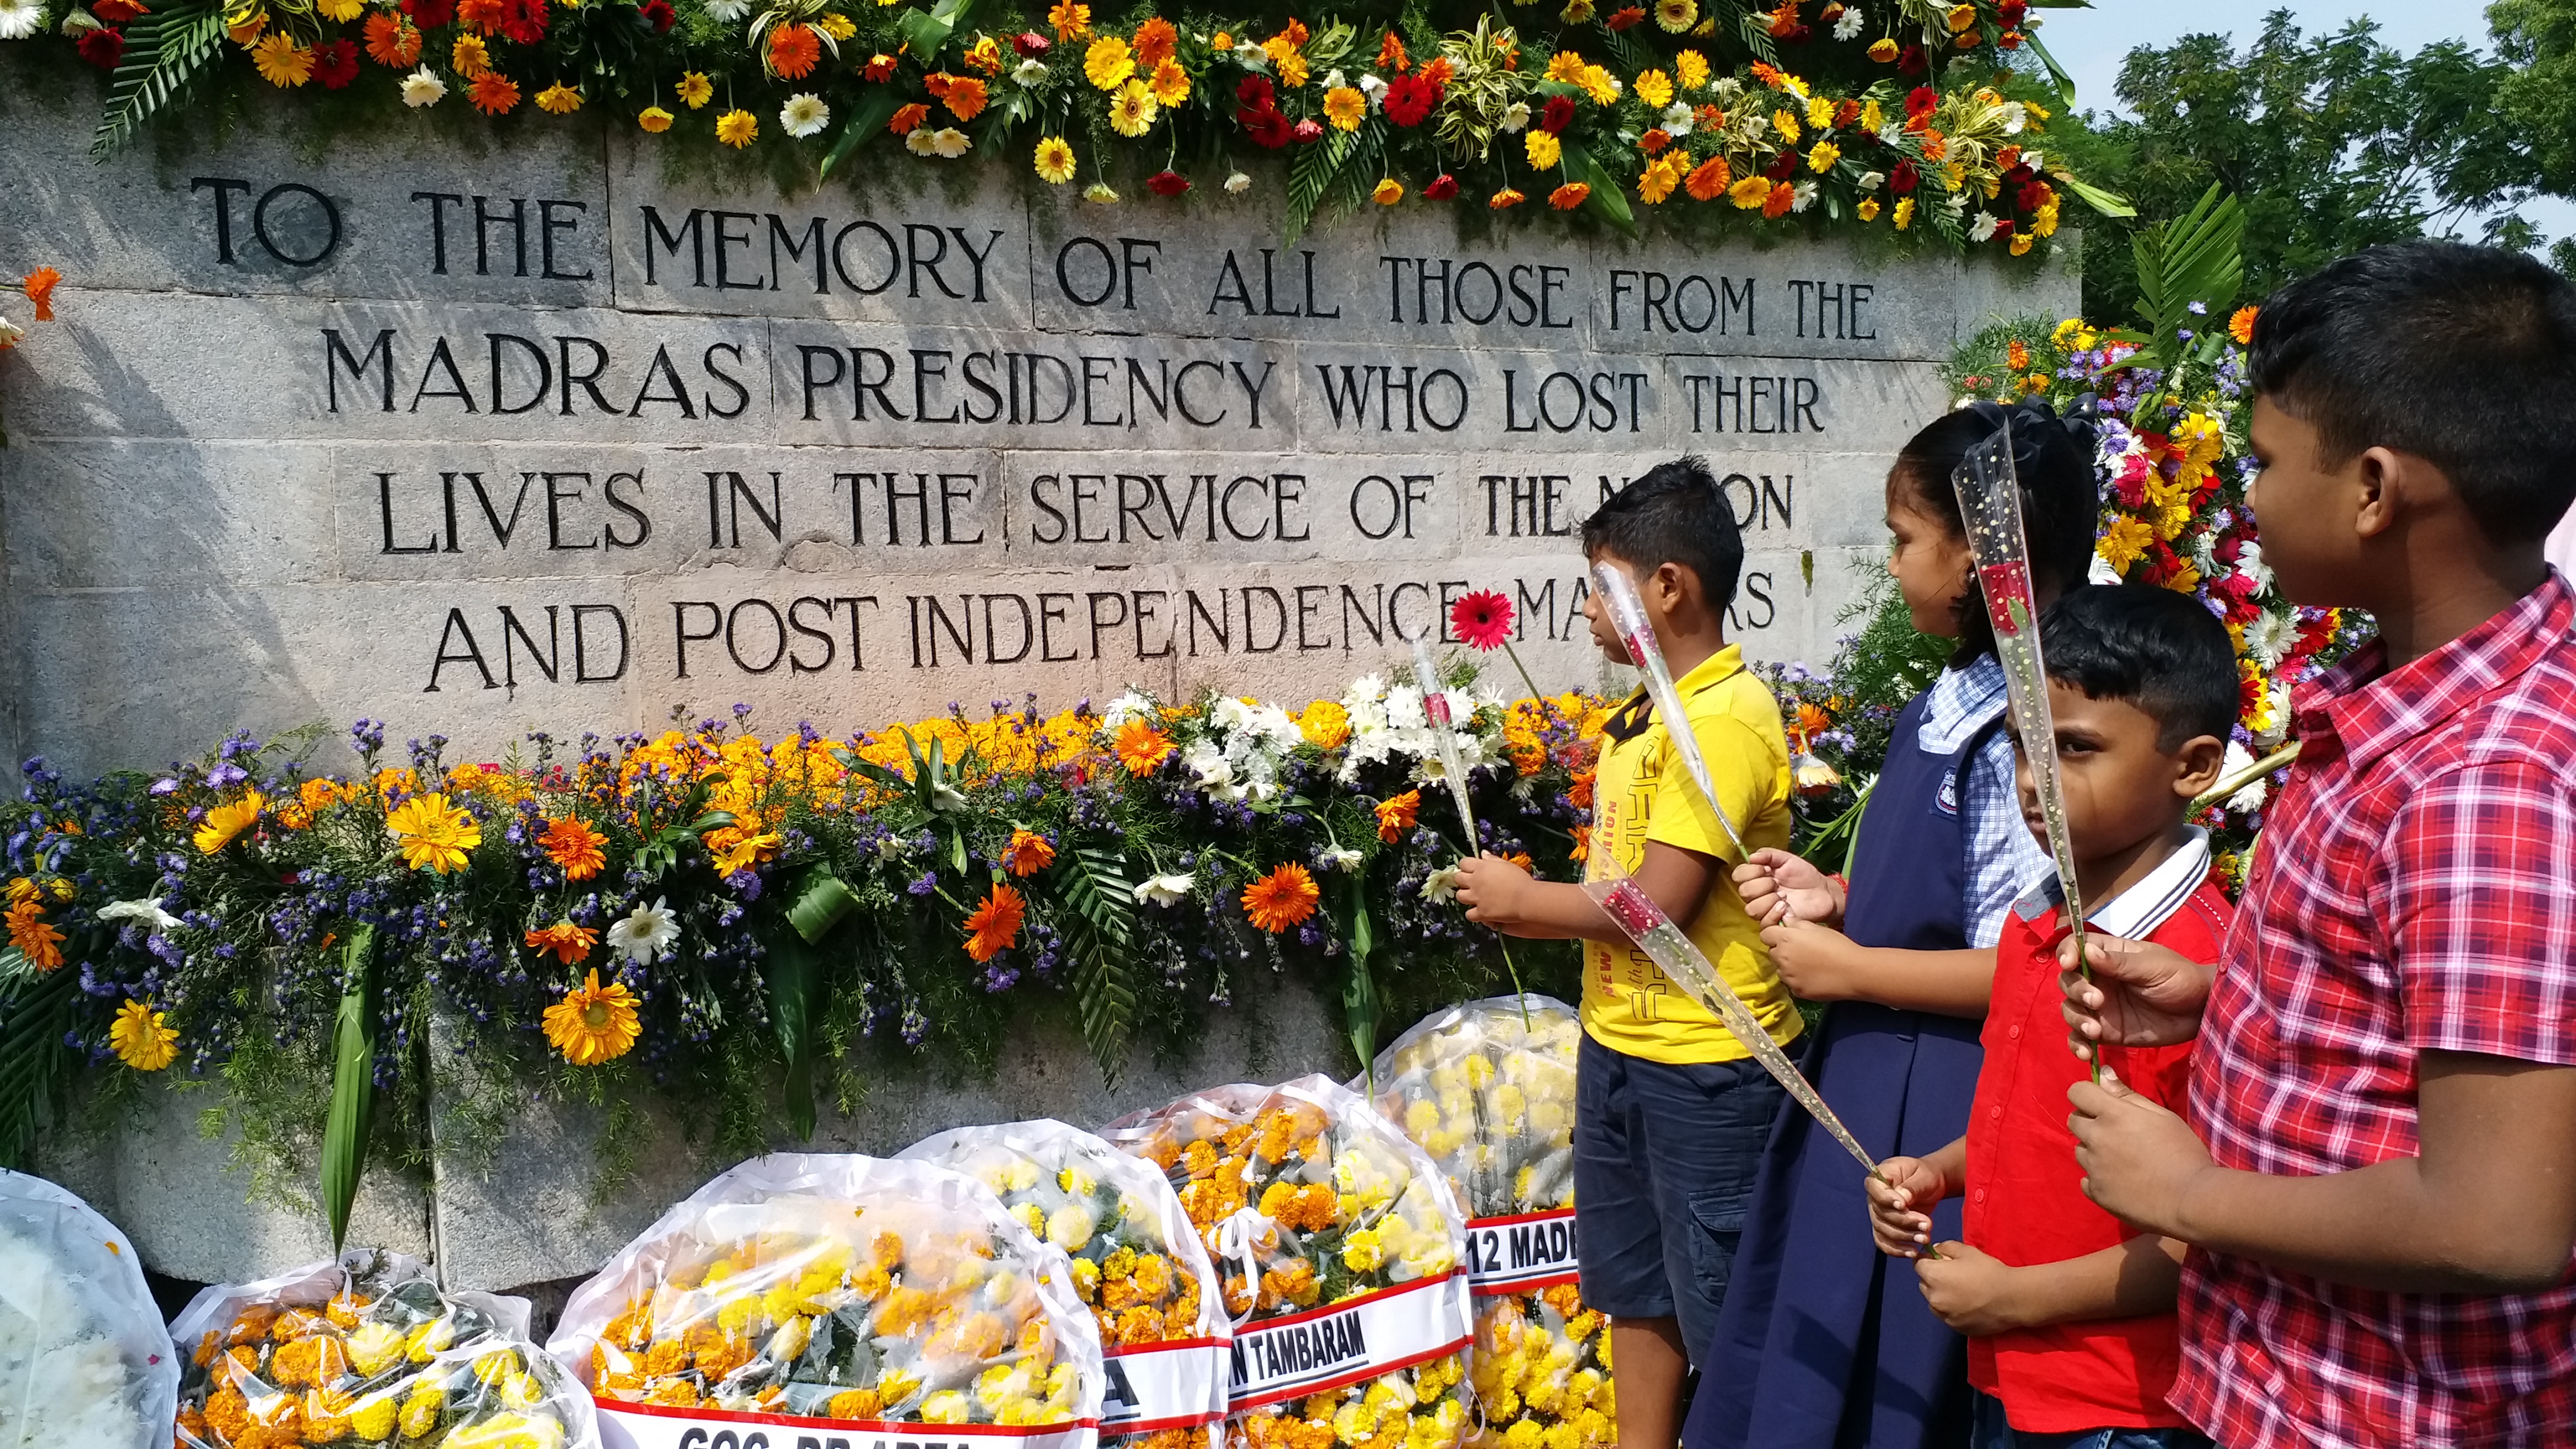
[1683,397,2103,1449]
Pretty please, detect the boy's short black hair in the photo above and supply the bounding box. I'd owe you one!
[1892,399,2101,666]
[1583,456,1745,611]
[2038,584,2240,750]
[2249,241,2576,546]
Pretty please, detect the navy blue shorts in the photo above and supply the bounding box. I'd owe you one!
[1573,1031,1785,1367]
[1970,1393,2215,1449]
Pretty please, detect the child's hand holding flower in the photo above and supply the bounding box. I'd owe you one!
[1455,853,1537,928]
[1911,1242,2029,1336]
[1865,1155,1949,1258]
[1732,847,1843,927]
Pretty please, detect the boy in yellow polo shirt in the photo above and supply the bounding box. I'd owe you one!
[1457,457,1799,1449]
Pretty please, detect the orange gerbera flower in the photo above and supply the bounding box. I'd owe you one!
[1375,788,1421,843]
[1133,16,1177,65]
[963,883,1027,961]
[1240,863,1320,934]
[1570,823,1592,862]
[1685,155,1731,201]
[2228,304,2258,345]
[22,268,60,323]
[539,815,608,880]
[1549,182,1592,210]
[524,918,599,965]
[468,71,520,115]
[1002,828,1056,877]
[363,12,420,65]
[943,74,988,120]
[4,900,64,972]
[769,22,822,78]
[889,102,931,134]
[1114,719,1174,775]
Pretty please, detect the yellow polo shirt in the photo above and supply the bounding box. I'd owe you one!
[1581,645,1803,1064]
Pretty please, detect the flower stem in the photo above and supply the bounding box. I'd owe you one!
[1500,642,1546,704]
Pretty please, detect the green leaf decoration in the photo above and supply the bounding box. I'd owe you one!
[2052,171,2137,220]
[1333,878,1380,1089]
[2020,29,2080,110]
[90,0,227,163]
[820,88,911,180]
[1285,128,1356,250]
[787,872,861,944]
[0,954,79,1171]
[2126,182,2243,417]
[1564,145,1637,236]
[1054,844,1138,1083]
[765,934,822,1140]
[1598,24,1656,78]
[321,924,380,1252]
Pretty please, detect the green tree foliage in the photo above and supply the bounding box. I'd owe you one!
[2055,10,2536,319]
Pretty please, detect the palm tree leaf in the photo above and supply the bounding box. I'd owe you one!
[91,0,228,163]
[1054,844,1137,1083]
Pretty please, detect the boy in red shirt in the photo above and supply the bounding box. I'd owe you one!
[1868,584,2236,1448]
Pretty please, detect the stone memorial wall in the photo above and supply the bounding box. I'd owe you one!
[2,80,2073,780]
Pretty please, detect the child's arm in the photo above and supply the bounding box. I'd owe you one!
[1863,1137,1966,1256]
[1910,1235,2189,1338]
[1760,916,1998,1016]
[1454,841,1717,945]
[2070,1055,2576,1294]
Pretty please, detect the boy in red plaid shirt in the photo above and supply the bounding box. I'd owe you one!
[2063,242,2576,1447]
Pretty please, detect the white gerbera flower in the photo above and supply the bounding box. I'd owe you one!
[906,128,939,155]
[1318,846,1363,873]
[1322,68,1347,90]
[1791,180,1818,212]
[1855,169,1884,191]
[1232,40,1268,69]
[780,92,830,138]
[1971,212,2001,242]
[1014,58,1049,86]
[97,897,182,933]
[607,897,681,964]
[2001,101,2027,134]
[1831,4,1863,40]
[2218,742,2269,814]
[1419,867,1461,905]
[1358,72,1386,101]
[0,0,45,41]
[1498,101,1531,132]
[931,127,970,158]
[702,0,748,19]
[1101,690,1159,731]
[1224,171,1251,194]
[0,314,22,349]
[1134,872,1194,907]
[1660,102,1694,136]
[401,66,447,107]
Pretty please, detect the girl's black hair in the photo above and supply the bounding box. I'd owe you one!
[1891,396,2102,667]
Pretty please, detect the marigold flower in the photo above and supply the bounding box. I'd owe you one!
[964,883,1027,961]
[363,13,420,67]
[1114,719,1173,774]
[1047,0,1088,40]
[536,81,581,113]
[386,792,481,873]
[1240,863,1321,934]
[1003,828,1057,876]
[1489,186,1526,210]
[769,22,821,78]
[676,70,713,107]
[538,815,608,879]
[468,71,520,114]
[2228,305,2258,345]
[451,32,490,76]
[889,102,930,134]
[543,969,640,1065]
[1375,788,1422,843]
[5,901,65,972]
[1323,85,1367,130]
[1133,16,1176,65]
[1550,182,1591,210]
[1685,154,1731,200]
[717,106,759,146]
[194,790,265,854]
[639,105,674,132]
[1034,135,1078,182]
[251,31,314,86]
[525,919,599,965]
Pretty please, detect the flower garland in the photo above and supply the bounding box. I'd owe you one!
[17,0,2113,249]
[0,656,1604,1199]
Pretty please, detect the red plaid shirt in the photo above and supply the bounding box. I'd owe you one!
[2175,572,2576,1448]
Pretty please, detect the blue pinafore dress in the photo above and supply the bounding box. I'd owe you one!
[1682,688,2004,1449]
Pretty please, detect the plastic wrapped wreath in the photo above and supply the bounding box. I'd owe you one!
[0,1170,179,1449]
[1364,998,1614,1449]
[550,1153,1104,1447]
[171,1248,594,1449]
[903,1119,1230,1449]
[1105,1076,1472,1449]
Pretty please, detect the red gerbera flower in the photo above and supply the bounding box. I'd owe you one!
[1538,94,1576,135]
[1382,72,1441,127]
[1014,30,1050,54]
[1290,118,1324,144]
[638,0,674,31]
[1890,159,1920,193]
[1897,42,1926,73]
[312,37,359,88]
[404,0,454,25]
[1606,4,1646,29]
[1450,590,1515,651]
[1422,173,1459,200]
[1237,74,1274,109]
[1147,169,1190,196]
[1905,84,1937,118]
[91,0,142,23]
[1243,106,1293,148]
[77,26,125,69]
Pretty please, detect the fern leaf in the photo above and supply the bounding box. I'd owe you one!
[91,0,227,163]
[1054,845,1138,1084]
[1284,129,1354,250]
[1599,23,1655,76]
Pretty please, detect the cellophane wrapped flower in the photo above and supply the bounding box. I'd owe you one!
[0,1170,179,1449]
[549,1154,1103,1446]
[1105,1077,1472,1449]
[171,1248,593,1449]
[904,1118,1230,1449]
[1363,998,1613,1449]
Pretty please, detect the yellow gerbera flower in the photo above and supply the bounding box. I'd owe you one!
[1033,135,1077,183]
[385,792,481,874]
[315,0,361,19]
[1524,130,1561,169]
[1893,196,1916,230]
[818,10,854,39]
[536,82,581,114]
[542,970,641,1066]
[1857,197,1882,221]
[1632,68,1671,110]
[1727,173,1772,209]
[716,107,759,147]
[640,105,674,132]
[1322,85,1366,130]
[1372,178,1402,205]
[1106,78,1157,137]
[110,1000,178,1072]
[1808,140,1840,172]
[676,70,713,107]
[1675,48,1708,90]
[195,790,265,854]
[251,31,314,87]
[1654,0,1694,32]
[1083,34,1134,89]
[451,33,490,77]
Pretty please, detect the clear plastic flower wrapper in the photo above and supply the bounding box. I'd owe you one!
[1104,1076,1472,1449]
[548,1153,1105,1449]
[170,1247,595,1449]
[1360,999,1614,1449]
[902,1120,1230,1449]
[0,1169,179,1449]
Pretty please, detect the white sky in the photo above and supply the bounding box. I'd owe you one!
[2032,1,2570,243]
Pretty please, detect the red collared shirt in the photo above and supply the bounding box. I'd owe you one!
[1966,844,2227,1434]
[2175,572,2576,1449]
